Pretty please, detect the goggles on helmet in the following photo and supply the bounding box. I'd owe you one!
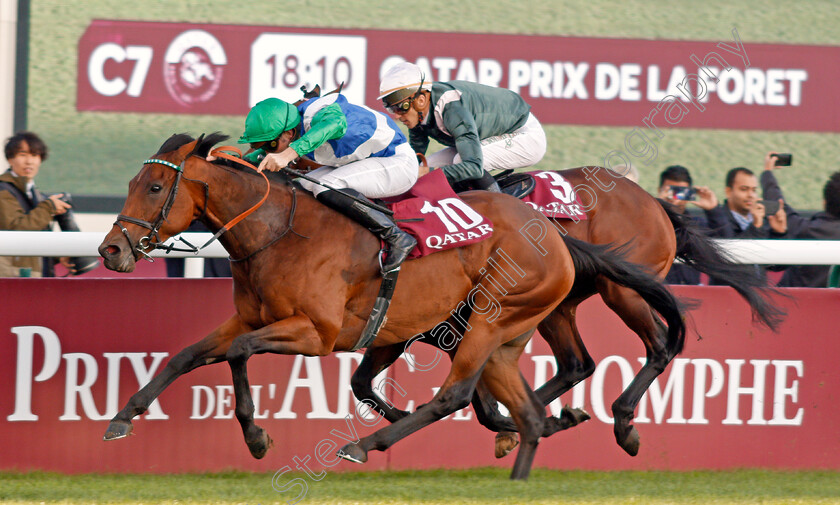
[381,75,426,113]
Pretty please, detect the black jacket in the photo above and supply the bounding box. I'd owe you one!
[762,171,840,287]
[703,183,781,285]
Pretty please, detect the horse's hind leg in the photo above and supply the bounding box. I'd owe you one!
[494,302,594,457]
[480,344,546,480]
[103,315,248,441]
[599,281,674,456]
[533,301,597,405]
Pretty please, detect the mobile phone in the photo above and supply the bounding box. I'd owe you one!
[760,199,781,215]
[670,186,696,201]
[773,153,792,167]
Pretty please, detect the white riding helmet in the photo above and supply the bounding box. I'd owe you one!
[378,62,433,107]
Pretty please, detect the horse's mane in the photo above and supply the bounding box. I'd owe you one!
[155,132,291,185]
[156,132,231,158]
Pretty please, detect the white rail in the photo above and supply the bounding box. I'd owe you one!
[0,231,228,258]
[1,231,839,265]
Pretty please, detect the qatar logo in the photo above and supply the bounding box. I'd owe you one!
[163,30,227,106]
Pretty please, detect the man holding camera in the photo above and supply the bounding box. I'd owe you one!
[704,165,787,239]
[0,131,72,277]
[657,165,718,284]
[698,160,787,284]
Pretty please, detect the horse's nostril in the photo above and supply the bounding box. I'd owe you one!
[105,245,120,256]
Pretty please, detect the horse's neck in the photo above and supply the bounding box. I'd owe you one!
[199,169,327,259]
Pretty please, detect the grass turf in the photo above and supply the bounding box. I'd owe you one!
[1,468,839,504]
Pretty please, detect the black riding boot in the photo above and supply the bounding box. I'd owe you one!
[473,171,502,192]
[317,189,417,273]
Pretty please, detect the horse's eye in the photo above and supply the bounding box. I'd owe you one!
[150,184,163,193]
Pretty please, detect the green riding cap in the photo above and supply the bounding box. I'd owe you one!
[238,98,301,144]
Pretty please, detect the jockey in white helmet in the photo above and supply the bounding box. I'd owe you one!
[378,61,547,192]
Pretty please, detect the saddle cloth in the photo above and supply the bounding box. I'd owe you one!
[510,171,588,221]
[383,169,494,259]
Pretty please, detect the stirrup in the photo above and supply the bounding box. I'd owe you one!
[379,231,416,274]
[378,249,400,274]
[351,269,400,350]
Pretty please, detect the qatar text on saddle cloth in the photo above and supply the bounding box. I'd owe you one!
[383,169,494,259]
[521,171,588,221]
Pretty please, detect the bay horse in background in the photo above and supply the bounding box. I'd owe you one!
[97,133,686,479]
[350,167,786,458]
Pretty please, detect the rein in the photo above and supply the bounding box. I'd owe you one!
[114,146,273,261]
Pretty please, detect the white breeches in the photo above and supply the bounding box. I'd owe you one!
[425,113,547,172]
[299,143,419,198]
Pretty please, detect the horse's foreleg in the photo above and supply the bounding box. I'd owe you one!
[351,344,413,423]
[225,315,326,459]
[600,281,673,456]
[104,315,248,441]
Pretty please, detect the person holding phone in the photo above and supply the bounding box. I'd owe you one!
[758,151,791,233]
[704,166,786,238]
[700,164,787,284]
[762,153,840,287]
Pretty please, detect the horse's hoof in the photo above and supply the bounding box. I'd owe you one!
[618,425,640,456]
[103,420,133,441]
[494,432,519,459]
[247,428,273,459]
[562,405,591,426]
[337,443,367,464]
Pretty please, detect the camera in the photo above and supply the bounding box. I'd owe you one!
[49,192,100,275]
[670,186,697,201]
[773,153,792,167]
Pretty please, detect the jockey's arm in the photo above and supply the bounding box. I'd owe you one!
[408,127,429,156]
[289,104,348,157]
[438,103,484,184]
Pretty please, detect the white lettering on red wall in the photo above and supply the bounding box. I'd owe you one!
[77,21,839,132]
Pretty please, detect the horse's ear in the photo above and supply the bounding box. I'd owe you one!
[175,137,201,161]
[294,84,322,106]
[190,133,206,157]
[302,84,321,99]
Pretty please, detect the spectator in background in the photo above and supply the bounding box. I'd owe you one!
[704,167,786,239]
[656,165,716,285]
[0,132,72,277]
[761,153,840,287]
[703,165,786,284]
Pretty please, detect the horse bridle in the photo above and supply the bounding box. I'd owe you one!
[114,157,208,261]
[115,150,272,261]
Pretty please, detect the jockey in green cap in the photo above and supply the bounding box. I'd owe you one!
[378,61,547,192]
[239,96,419,273]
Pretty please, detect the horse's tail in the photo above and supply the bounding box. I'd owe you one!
[657,199,786,331]
[562,236,686,358]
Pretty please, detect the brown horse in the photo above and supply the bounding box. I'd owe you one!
[350,167,784,458]
[97,133,685,479]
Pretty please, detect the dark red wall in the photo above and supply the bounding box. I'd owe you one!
[1,279,836,473]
